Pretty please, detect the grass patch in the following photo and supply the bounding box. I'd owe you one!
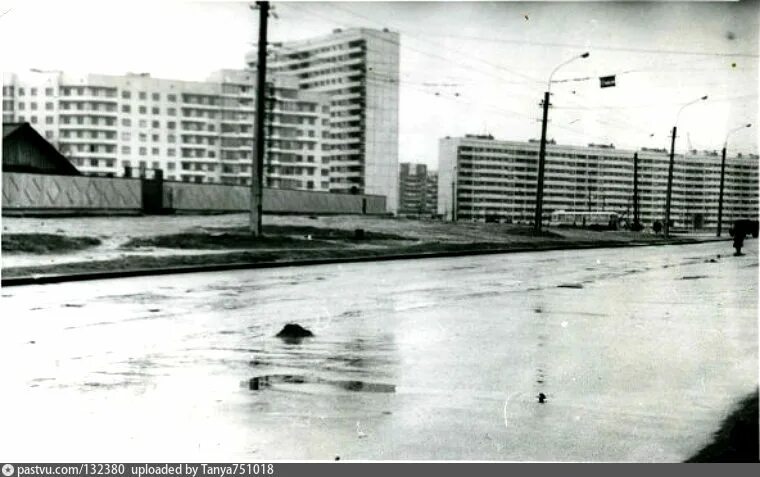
[686,390,759,462]
[210,225,411,241]
[122,232,341,250]
[2,234,101,254]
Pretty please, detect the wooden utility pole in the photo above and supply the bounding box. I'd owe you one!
[533,91,550,233]
[250,1,269,235]
[633,152,640,229]
[664,126,677,238]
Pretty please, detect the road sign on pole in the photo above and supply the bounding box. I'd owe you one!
[600,75,616,88]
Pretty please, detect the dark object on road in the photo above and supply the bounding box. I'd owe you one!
[335,456,340,461]
[733,231,746,256]
[729,219,759,239]
[354,228,365,240]
[686,390,759,462]
[538,392,547,404]
[276,323,314,341]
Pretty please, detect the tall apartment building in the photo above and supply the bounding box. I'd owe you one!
[438,135,758,230]
[2,69,332,191]
[398,162,438,218]
[254,28,400,212]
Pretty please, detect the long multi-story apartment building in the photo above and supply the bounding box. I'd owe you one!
[2,69,332,191]
[255,27,400,212]
[438,134,758,230]
[398,162,438,218]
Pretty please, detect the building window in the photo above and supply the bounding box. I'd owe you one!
[152,134,159,142]
[45,102,54,110]
[167,121,176,130]
[122,118,131,126]
[139,92,146,100]
[122,105,131,113]
[45,88,54,95]
[152,93,160,101]
[45,131,54,139]
[167,107,176,115]
[121,132,131,140]
[139,119,147,128]
[152,107,159,115]
[17,87,25,96]
[30,88,37,96]
[18,102,25,110]
[139,106,146,114]
[152,120,160,128]
[168,94,177,102]
[167,134,176,143]
[30,116,37,124]
[106,159,115,168]
[122,90,131,99]
[139,147,147,155]
[90,158,99,167]
[152,147,159,155]
[168,162,176,170]
[45,116,54,124]
[122,146,131,154]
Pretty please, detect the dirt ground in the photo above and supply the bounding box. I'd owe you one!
[1,213,724,277]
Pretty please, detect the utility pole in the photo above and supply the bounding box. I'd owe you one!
[718,123,752,236]
[717,145,727,237]
[633,152,640,230]
[534,51,589,234]
[665,95,707,238]
[534,91,550,233]
[664,126,677,238]
[450,164,457,222]
[250,0,269,235]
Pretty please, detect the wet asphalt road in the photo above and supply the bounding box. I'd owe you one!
[0,241,757,461]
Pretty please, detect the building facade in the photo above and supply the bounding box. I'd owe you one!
[258,28,400,212]
[2,70,332,191]
[438,135,758,230]
[398,162,438,218]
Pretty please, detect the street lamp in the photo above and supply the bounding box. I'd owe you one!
[717,123,752,236]
[663,95,708,238]
[534,52,590,233]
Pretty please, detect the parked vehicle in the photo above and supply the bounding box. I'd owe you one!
[549,210,620,230]
[729,219,759,239]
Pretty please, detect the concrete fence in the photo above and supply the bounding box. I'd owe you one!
[2,172,142,214]
[2,172,387,216]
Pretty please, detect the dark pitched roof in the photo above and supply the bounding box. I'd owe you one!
[2,123,24,138]
[2,122,81,175]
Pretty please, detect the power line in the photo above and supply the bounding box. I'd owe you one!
[329,2,545,86]
[412,32,759,58]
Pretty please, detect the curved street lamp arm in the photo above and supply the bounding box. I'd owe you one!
[724,123,752,148]
[675,95,708,126]
[547,52,590,92]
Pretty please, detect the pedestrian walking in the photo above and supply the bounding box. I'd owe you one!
[733,230,746,256]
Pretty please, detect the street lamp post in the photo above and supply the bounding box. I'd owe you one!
[534,52,590,234]
[663,95,707,238]
[717,123,752,236]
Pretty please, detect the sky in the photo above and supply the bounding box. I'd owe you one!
[1,0,758,169]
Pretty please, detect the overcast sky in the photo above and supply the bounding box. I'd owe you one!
[1,1,757,169]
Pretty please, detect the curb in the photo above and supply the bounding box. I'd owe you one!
[1,237,731,287]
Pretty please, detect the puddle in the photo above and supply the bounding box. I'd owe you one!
[246,374,395,393]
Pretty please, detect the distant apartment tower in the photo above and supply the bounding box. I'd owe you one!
[2,70,332,191]
[398,162,438,218]
[255,28,400,212]
[438,135,758,230]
